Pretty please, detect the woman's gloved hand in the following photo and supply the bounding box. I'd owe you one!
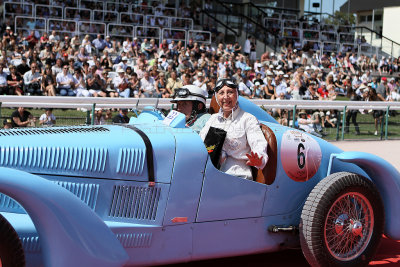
[246,152,263,169]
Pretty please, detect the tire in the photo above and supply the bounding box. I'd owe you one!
[300,172,384,267]
[0,213,25,267]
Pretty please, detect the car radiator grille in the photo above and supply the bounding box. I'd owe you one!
[0,146,107,173]
[116,233,153,248]
[0,126,109,137]
[116,148,146,176]
[109,185,160,221]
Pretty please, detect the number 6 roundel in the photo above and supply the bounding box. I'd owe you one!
[280,130,322,182]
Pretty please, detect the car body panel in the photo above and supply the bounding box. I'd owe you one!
[162,128,208,225]
[0,168,128,267]
[0,96,399,266]
[196,159,267,221]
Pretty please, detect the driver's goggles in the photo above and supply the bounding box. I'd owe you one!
[214,79,238,93]
[172,88,206,100]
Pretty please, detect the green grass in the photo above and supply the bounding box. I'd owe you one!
[3,102,400,141]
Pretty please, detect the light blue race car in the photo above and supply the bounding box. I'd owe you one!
[0,96,399,267]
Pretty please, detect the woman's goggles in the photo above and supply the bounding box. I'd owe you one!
[214,79,238,93]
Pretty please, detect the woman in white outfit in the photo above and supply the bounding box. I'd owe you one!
[200,79,268,180]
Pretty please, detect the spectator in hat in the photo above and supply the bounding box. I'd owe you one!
[297,110,322,138]
[251,81,264,99]
[114,68,130,98]
[193,72,208,97]
[39,108,56,127]
[238,74,253,97]
[2,26,12,47]
[3,118,12,129]
[376,77,388,101]
[112,108,130,123]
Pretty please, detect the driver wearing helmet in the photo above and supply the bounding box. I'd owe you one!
[171,84,211,133]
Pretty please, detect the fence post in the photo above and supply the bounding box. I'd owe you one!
[292,105,297,128]
[336,109,340,141]
[91,103,96,125]
[341,106,347,141]
[385,106,390,140]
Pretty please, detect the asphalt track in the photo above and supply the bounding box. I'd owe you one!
[169,140,400,267]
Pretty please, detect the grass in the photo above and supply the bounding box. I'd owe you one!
[2,98,400,141]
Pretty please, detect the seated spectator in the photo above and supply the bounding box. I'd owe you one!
[87,65,108,97]
[16,57,30,76]
[39,108,56,127]
[11,107,36,127]
[56,64,76,96]
[73,67,90,97]
[193,72,208,97]
[297,110,322,137]
[324,110,337,128]
[0,64,10,94]
[52,58,64,76]
[317,83,329,100]
[112,68,129,98]
[274,77,288,99]
[166,71,183,95]
[251,81,264,99]
[238,75,253,97]
[155,72,171,98]
[139,71,158,98]
[41,65,56,96]
[263,77,275,99]
[7,65,23,95]
[23,62,43,95]
[112,108,130,123]
[3,118,12,129]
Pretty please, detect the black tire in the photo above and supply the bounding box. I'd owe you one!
[0,213,25,267]
[300,172,384,267]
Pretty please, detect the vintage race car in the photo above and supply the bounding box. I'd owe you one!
[0,96,399,267]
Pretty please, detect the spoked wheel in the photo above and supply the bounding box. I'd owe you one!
[0,213,25,267]
[325,192,374,261]
[300,172,384,267]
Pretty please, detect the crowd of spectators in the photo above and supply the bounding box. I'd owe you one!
[1,14,400,133]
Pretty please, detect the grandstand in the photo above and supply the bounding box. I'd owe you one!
[5,0,211,49]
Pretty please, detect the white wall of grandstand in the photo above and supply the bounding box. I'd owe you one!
[5,0,212,49]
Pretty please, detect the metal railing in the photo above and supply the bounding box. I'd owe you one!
[1,96,399,140]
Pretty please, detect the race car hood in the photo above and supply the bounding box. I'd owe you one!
[0,124,175,183]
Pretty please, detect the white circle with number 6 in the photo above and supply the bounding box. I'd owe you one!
[280,130,322,182]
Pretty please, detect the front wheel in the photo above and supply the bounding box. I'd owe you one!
[300,172,384,267]
[0,213,25,267]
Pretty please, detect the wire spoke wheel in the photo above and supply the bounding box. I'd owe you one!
[324,192,374,261]
[300,172,384,267]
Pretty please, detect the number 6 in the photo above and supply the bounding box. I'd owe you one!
[297,143,305,169]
